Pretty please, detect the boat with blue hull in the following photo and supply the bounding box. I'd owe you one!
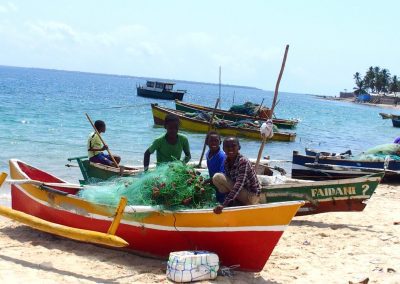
[291,150,400,182]
[392,118,400,127]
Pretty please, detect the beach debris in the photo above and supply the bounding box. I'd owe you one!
[394,221,400,225]
[303,240,310,245]
[348,277,369,284]
[166,251,219,282]
[387,268,396,273]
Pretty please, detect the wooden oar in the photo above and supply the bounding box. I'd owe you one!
[85,113,119,168]
[197,98,221,167]
[255,45,289,172]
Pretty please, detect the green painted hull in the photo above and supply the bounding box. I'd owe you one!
[261,173,382,215]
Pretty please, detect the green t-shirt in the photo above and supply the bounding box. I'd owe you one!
[87,132,103,158]
[148,133,190,164]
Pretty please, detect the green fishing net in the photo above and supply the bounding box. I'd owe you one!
[229,102,260,115]
[78,162,218,210]
[352,143,400,161]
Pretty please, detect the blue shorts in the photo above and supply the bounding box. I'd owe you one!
[89,153,113,166]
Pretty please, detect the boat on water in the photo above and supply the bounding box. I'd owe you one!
[292,149,400,182]
[392,118,400,127]
[137,81,186,100]
[175,100,298,129]
[151,103,296,142]
[66,156,381,216]
[6,159,303,272]
[379,112,400,120]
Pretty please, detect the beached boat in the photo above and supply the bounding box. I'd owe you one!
[152,104,296,142]
[7,159,303,272]
[137,81,186,100]
[261,173,382,215]
[66,155,381,216]
[175,100,298,129]
[291,150,400,182]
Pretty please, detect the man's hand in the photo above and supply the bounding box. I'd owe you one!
[102,145,109,151]
[213,205,224,214]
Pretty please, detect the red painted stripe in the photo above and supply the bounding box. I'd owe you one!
[297,199,366,216]
[11,186,283,272]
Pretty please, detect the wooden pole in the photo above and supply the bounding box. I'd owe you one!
[197,98,221,167]
[218,66,222,109]
[85,113,120,168]
[255,45,289,172]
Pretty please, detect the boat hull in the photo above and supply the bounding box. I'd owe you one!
[152,104,296,142]
[261,173,381,215]
[9,159,303,272]
[291,151,400,182]
[175,100,298,129]
[137,87,184,100]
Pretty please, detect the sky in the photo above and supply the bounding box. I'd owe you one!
[0,0,399,95]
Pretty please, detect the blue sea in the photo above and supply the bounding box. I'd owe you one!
[0,65,398,203]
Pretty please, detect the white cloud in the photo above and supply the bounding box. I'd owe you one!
[0,2,17,13]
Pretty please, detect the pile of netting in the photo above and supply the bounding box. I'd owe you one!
[229,102,271,118]
[78,162,217,210]
[351,143,400,161]
[184,111,278,131]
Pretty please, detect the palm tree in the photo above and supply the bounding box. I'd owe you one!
[353,77,367,95]
[389,75,400,96]
[364,66,376,93]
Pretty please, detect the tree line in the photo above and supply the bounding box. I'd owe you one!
[353,66,400,95]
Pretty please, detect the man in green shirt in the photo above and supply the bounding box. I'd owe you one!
[144,113,191,170]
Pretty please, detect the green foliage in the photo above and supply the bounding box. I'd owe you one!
[78,162,217,210]
[354,66,399,95]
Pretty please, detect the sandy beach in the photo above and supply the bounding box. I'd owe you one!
[0,183,399,284]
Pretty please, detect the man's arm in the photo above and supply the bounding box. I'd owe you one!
[143,149,151,171]
[182,137,191,163]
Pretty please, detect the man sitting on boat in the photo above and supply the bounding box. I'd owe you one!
[212,137,261,214]
[144,113,191,171]
[87,120,121,167]
[204,131,226,203]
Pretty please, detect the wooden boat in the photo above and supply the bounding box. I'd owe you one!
[137,81,186,100]
[175,100,298,129]
[65,155,381,215]
[392,118,400,127]
[67,156,142,184]
[291,150,400,182]
[261,173,382,215]
[379,112,400,120]
[152,104,296,142]
[8,159,303,272]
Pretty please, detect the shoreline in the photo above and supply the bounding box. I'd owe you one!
[0,183,399,283]
[314,95,400,111]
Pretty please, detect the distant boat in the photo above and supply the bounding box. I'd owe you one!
[137,80,186,100]
[379,112,400,120]
[175,100,298,129]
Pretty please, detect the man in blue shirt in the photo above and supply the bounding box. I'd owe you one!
[205,131,226,203]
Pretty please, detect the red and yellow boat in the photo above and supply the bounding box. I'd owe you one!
[152,103,296,142]
[7,159,303,272]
